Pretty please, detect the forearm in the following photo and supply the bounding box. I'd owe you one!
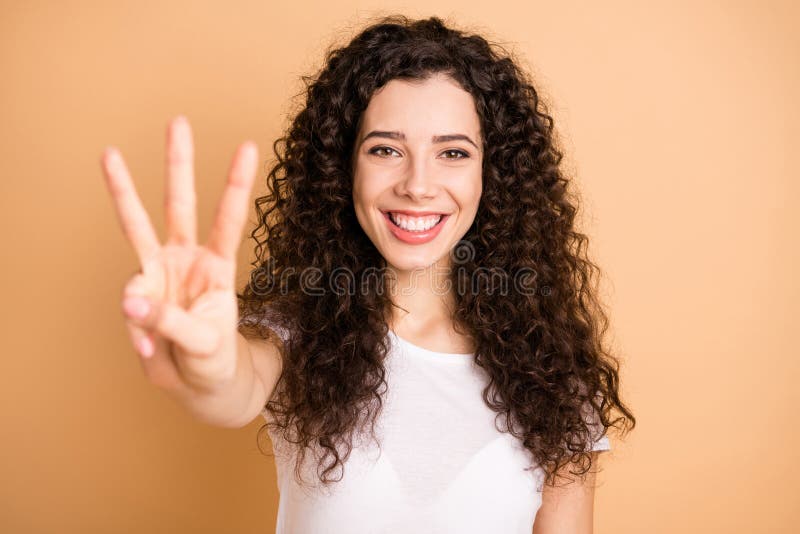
[165,332,262,428]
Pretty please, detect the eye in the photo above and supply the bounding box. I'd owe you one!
[441,149,469,160]
[368,146,401,158]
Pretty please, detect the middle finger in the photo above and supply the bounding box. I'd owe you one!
[165,115,198,246]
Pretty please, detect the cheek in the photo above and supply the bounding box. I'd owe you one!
[457,173,483,212]
[353,179,377,208]
[352,173,367,205]
[352,179,383,230]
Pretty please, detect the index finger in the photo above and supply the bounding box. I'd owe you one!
[101,147,161,264]
[205,141,258,260]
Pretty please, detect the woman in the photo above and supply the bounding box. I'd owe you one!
[101,15,635,534]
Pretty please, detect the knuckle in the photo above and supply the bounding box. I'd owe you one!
[151,303,170,333]
[165,195,196,209]
[122,275,144,295]
[122,282,149,309]
[167,145,190,166]
[202,329,223,358]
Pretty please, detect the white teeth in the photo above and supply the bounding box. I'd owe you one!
[388,213,443,232]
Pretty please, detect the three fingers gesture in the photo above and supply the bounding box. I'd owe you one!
[100,116,257,395]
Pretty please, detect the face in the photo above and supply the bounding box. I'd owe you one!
[352,73,483,275]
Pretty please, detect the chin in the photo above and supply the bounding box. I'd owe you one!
[382,248,449,274]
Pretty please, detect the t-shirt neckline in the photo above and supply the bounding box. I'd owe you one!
[388,328,475,362]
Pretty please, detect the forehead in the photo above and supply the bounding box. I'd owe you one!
[358,74,480,139]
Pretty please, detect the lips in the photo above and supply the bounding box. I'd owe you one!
[381,210,450,245]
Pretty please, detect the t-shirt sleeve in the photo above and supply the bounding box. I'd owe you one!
[263,320,291,346]
[590,433,611,452]
[238,309,291,346]
[583,393,612,453]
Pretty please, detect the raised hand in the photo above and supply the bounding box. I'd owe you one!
[100,116,258,397]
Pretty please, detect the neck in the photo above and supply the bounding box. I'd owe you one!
[385,256,457,331]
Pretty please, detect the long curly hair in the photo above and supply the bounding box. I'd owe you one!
[237,14,635,488]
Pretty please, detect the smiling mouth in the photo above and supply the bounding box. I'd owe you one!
[384,211,448,232]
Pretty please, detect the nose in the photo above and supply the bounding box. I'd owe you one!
[394,155,437,201]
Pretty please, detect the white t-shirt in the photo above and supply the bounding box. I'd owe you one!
[259,326,610,534]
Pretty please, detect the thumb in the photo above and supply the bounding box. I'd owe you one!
[121,295,221,356]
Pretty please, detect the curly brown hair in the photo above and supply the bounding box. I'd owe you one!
[237,14,635,489]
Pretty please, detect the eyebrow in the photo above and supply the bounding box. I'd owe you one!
[360,130,480,150]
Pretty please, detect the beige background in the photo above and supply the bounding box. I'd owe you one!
[1,0,797,532]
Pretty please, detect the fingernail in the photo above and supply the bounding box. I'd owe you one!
[123,296,150,319]
[138,336,155,358]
